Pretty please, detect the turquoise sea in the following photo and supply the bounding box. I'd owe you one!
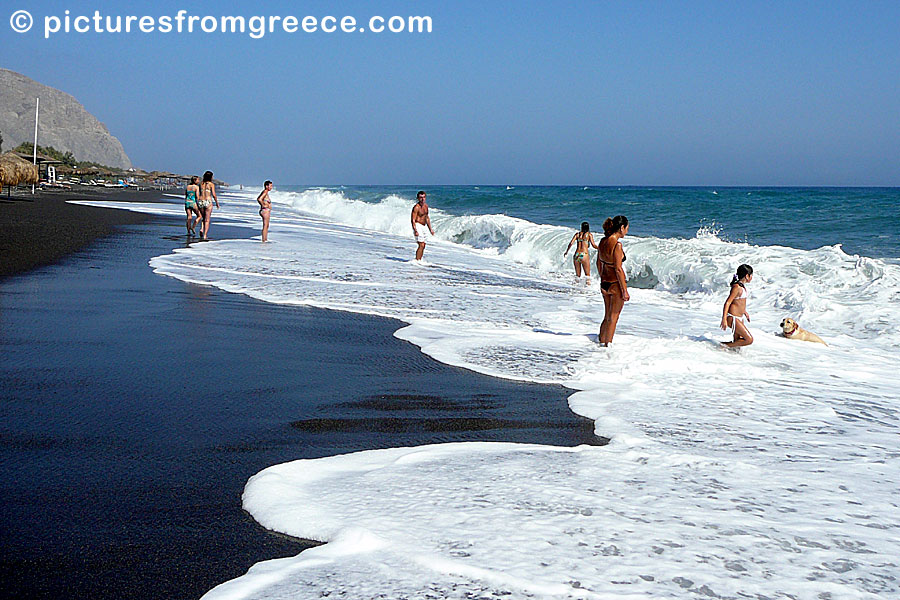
[302,185,899,260]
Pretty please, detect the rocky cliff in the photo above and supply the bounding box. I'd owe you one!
[0,68,132,168]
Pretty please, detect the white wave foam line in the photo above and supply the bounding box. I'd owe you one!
[200,439,898,600]
[88,196,900,599]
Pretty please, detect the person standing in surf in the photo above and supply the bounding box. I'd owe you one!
[597,215,630,346]
[184,176,202,236]
[411,190,435,261]
[720,264,754,348]
[197,170,219,240]
[257,180,273,242]
[564,221,599,285]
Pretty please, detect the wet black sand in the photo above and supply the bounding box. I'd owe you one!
[0,187,157,278]
[0,207,600,600]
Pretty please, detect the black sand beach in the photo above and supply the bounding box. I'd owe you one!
[1,196,600,600]
[0,187,155,278]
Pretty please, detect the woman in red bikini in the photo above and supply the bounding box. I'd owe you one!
[597,215,629,346]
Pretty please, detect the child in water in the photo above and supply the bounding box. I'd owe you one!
[721,264,754,348]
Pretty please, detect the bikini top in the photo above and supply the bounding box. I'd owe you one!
[186,190,196,201]
[599,241,626,265]
[735,282,748,299]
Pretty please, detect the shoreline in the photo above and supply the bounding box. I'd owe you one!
[1,199,600,600]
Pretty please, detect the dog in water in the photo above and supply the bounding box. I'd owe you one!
[780,318,828,346]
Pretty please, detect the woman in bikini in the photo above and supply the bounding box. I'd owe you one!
[564,221,599,284]
[257,180,273,242]
[597,215,630,346]
[720,264,754,348]
[184,176,202,236]
[197,170,218,240]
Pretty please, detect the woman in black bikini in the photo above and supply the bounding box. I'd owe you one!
[597,215,629,346]
[564,221,598,285]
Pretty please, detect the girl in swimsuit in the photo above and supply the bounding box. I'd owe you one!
[257,180,273,242]
[720,264,754,348]
[597,215,630,346]
[184,176,202,236]
[198,170,218,240]
[564,221,598,285]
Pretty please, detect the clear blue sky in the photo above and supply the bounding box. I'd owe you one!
[3,0,899,185]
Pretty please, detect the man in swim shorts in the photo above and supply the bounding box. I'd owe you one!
[411,190,435,261]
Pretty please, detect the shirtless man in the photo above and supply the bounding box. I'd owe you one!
[410,190,435,261]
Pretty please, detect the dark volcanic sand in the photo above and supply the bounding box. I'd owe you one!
[0,187,158,278]
[0,207,600,600]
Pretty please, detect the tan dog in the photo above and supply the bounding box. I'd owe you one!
[780,318,828,346]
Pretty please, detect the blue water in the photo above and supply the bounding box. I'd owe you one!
[286,186,898,259]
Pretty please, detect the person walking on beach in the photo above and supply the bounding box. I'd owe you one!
[720,264,754,348]
[257,180,273,242]
[411,190,435,261]
[564,221,598,285]
[197,170,218,240]
[184,176,202,236]
[597,215,630,346]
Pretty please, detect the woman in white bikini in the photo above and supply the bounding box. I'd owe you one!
[257,180,273,242]
[197,170,218,240]
[564,221,598,284]
[597,215,630,346]
[720,264,754,348]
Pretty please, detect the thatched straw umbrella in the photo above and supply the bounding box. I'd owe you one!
[0,158,18,188]
[0,152,38,195]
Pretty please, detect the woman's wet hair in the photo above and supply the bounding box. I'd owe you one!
[731,263,753,285]
[264,180,272,187]
[581,221,590,233]
[202,171,214,183]
[602,215,629,236]
[190,175,199,184]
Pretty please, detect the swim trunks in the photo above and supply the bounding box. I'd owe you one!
[414,223,429,243]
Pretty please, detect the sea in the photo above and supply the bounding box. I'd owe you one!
[75,186,899,599]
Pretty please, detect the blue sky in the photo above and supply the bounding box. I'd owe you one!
[3,0,898,185]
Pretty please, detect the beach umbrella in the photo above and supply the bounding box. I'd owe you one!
[14,159,39,184]
[0,152,38,193]
[0,157,19,186]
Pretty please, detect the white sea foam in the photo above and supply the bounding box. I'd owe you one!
[72,191,900,599]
